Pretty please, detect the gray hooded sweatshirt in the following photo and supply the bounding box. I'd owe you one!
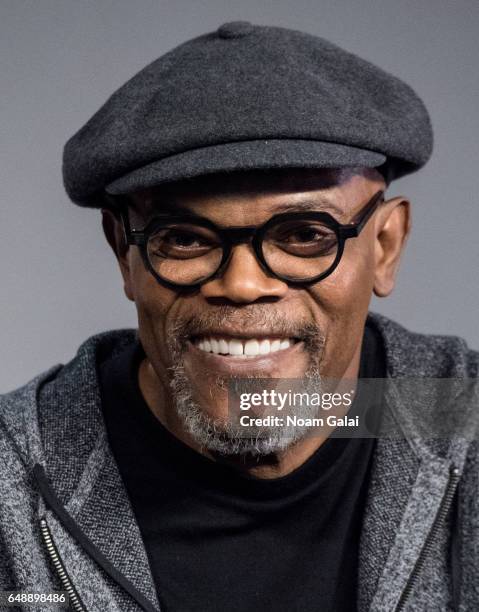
[0,312,478,612]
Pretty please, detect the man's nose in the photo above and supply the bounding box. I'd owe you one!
[200,244,289,303]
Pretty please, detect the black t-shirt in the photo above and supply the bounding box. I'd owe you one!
[100,322,386,612]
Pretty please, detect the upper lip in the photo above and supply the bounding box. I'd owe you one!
[189,328,299,340]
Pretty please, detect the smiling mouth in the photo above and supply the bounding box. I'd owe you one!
[191,335,300,358]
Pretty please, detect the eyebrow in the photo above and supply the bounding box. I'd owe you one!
[145,196,344,218]
[270,198,343,215]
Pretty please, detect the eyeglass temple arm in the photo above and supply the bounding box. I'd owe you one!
[118,207,146,246]
[102,194,143,246]
[341,190,385,238]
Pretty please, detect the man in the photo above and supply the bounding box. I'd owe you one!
[0,20,478,612]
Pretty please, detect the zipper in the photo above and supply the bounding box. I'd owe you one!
[394,465,461,612]
[39,517,88,612]
[33,464,160,612]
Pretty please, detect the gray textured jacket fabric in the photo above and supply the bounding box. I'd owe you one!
[1,311,478,612]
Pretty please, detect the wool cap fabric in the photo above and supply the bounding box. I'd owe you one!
[63,21,434,208]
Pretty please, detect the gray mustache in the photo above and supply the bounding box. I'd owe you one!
[167,305,325,354]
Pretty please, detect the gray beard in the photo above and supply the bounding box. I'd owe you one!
[169,361,325,456]
[165,305,326,457]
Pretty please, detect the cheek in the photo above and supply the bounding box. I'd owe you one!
[130,255,172,314]
[308,240,376,376]
[128,253,177,363]
[316,239,375,306]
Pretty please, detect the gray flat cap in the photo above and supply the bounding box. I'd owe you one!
[63,21,433,207]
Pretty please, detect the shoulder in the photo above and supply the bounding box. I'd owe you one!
[367,311,479,378]
[0,329,138,463]
[0,367,60,465]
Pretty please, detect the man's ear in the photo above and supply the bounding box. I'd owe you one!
[373,197,411,297]
[101,208,135,302]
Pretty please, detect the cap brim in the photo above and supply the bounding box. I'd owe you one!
[105,139,386,195]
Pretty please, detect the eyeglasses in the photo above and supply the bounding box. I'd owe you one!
[119,190,384,291]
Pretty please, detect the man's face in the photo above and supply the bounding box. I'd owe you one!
[105,167,407,455]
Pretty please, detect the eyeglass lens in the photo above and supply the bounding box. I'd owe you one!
[145,219,339,285]
[261,219,338,281]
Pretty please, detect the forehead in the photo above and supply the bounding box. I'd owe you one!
[128,167,384,224]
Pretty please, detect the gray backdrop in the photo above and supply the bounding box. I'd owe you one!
[1,0,478,393]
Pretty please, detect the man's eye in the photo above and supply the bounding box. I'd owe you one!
[276,224,332,243]
[269,223,337,257]
[287,228,325,243]
[163,230,208,248]
[148,226,219,260]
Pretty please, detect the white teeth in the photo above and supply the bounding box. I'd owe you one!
[219,339,229,354]
[195,336,295,356]
[259,339,271,355]
[270,340,281,352]
[244,339,260,356]
[229,339,244,356]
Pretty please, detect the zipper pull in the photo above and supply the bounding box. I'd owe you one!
[39,517,88,612]
[394,465,461,612]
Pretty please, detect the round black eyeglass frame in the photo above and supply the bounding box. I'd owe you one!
[118,190,385,291]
